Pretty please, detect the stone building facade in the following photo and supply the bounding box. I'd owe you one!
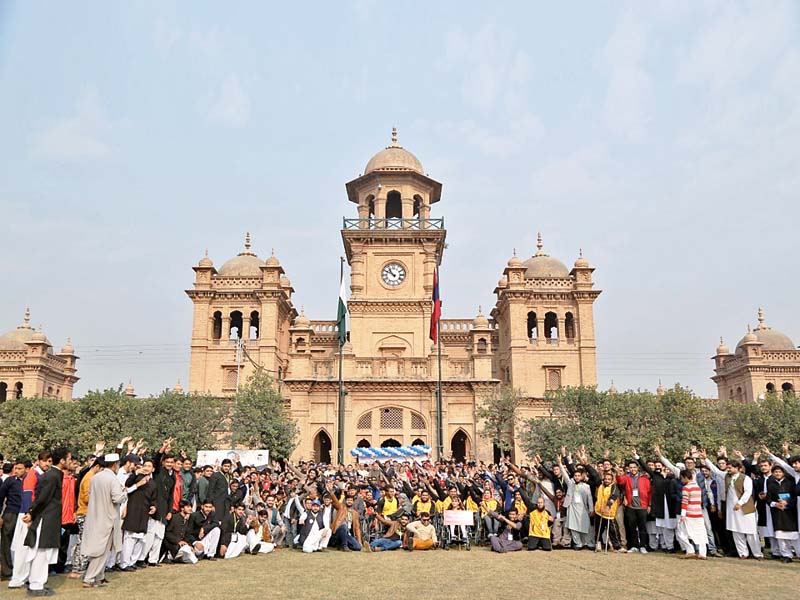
[186,131,601,462]
[0,308,79,401]
[713,308,799,402]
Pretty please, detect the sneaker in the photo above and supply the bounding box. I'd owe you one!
[639,547,648,555]
[627,547,639,553]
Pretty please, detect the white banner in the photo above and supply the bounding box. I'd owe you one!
[196,449,270,468]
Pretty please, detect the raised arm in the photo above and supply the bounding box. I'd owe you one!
[654,445,680,477]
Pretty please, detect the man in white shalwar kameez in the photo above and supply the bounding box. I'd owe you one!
[82,455,127,588]
[559,464,594,549]
[723,460,762,559]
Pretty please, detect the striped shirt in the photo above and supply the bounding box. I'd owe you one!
[681,480,703,518]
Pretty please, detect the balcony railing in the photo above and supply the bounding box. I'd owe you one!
[342,217,444,230]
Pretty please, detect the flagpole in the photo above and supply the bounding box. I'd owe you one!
[337,256,345,465]
[437,315,443,461]
[436,263,444,461]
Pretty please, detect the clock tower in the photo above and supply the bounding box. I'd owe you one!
[342,128,445,360]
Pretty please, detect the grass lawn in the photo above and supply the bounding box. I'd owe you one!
[10,548,800,600]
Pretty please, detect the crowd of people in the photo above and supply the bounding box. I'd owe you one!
[1,437,799,596]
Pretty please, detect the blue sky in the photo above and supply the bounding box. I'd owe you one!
[1,1,798,398]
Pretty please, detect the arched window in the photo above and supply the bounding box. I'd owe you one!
[413,195,422,218]
[47,386,53,396]
[14,382,23,399]
[380,407,403,429]
[548,370,562,390]
[766,383,775,393]
[250,311,260,340]
[381,438,401,448]
[0,382,7,403]
[477,338,487,353]
[565,312,575,341]
[357,411,372,429]
[313,430,332,464]
[782,382,794,394]
[410,411,426,430]
[225,370,238,389]
[544,312,558,342]
[357,438,371,448]
[729,389,734,400]
[450,430,470,461]
[366,194,375,217]
[386,191,402,219]
[229,311,243,339]
[735,387,743,401]
[411,438,426,447]
[212,311,222,340]
[527,312,538,340]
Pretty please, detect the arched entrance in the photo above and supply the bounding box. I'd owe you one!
[357,439,371,448]
[381,438,401,448]
[411,438,425,447]
[0,382,7,403]
[313,430,332,464]
[450,430,470,461]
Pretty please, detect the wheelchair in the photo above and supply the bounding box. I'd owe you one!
[440,510,474,551]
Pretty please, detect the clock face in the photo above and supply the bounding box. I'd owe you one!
[381,262,406,287]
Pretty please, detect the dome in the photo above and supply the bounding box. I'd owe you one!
[174,380,184,394]
[198,249,213,268]
[218,255,263,277]
[295,308,310,328]
[716,337,729,355]
[473,307,489,329]
[574,250,589,268]
[497,276,508,288]
[736,308,795,351]
[524,255,570,279]
[280,275,291,288]
[522,233,570,279]
[265,253,280,267]
[507,253,523,268]
[218,232,264,277]
[0,328,37,350]
[0,308,49,351]
[364,128,424,175]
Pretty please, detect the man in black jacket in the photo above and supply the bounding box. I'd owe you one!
[207,460,232,519]
[144,440,178,566]
[23,446,69,597]
[635,449,678,552]
[767,464,798,563]
[164,500,197,564]
[220,504,250,559]
[186,500,221,560]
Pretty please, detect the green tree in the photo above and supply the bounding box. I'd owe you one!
[0,397,73,459]
[476,386,522,452]
[0,386,227,460]
[517,385,727,462]
[230,370,297,459]
[133,390,228,457]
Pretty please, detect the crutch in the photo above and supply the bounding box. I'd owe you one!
[604,519,610,554]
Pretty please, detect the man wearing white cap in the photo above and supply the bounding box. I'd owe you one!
[82,454,126,588]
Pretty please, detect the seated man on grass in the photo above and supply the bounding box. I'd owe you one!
[404,512,437,551]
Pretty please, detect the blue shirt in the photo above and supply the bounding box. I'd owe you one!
[0,475,23,515]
